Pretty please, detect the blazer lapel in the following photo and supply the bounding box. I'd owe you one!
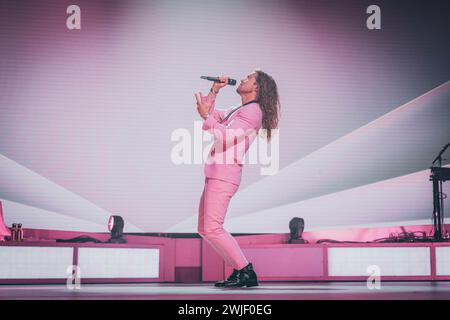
[221,105,243,123]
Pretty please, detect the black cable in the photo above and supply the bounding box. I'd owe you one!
[315,230,443,244]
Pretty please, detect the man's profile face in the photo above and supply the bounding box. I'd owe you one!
[237,72,257,95]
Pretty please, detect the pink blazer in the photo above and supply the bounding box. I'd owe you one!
[201,95,263,185]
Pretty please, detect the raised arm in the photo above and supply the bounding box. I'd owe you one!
[196,76,232,121]
[201,93,230,122]
[202,105,262,148]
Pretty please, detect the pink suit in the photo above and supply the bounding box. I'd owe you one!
[197,95,263,270]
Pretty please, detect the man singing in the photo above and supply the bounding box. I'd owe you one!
[194,70,280,288]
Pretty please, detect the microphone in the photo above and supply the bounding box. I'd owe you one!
[200,76,237,86]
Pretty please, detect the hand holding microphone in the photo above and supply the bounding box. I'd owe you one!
[201,75,236,94]
[196,75,234,119]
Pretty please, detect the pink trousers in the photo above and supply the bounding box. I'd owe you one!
[197,177,249,270]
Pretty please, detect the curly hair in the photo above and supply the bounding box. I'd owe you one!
[255,70,280,142]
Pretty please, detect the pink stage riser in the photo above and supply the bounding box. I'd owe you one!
[220,243,447,282]
[1,226,450,284]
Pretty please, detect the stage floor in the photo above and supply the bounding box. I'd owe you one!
[1,281,450,300]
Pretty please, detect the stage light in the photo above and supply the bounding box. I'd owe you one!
[288,217,307,244]
[107,215,126,243]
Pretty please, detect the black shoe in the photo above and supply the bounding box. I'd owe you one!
[214,268,239,287]
[222,263,259,288]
